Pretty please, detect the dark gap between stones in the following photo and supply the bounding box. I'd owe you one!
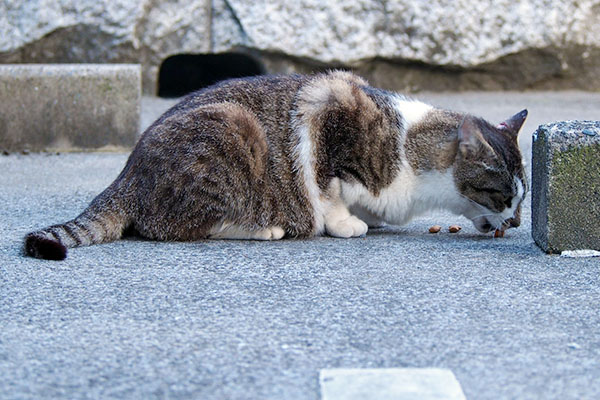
[158,53,265,98]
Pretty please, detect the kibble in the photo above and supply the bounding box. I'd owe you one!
[429,225,442,233]
[494,229,505,238]
[449,225,461,233]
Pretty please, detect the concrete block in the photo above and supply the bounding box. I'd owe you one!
[319,368,466,400]
[531,121,600,253]
[0,64,141,152]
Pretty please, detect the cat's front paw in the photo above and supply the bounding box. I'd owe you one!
[325,215,368,238]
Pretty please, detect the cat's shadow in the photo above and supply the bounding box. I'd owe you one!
[365,225,525,242]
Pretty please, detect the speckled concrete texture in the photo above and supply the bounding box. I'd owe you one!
[2,152,600,400]
[0,64,140,152]
[319,368,466,400]
[532,121,600,253]
[2,92,600,400]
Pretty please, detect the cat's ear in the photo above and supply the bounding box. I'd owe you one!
[497,109,528,139]
[458,116,495,159]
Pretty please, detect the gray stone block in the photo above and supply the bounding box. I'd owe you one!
[531,121,600,253]
[0,64,141,152]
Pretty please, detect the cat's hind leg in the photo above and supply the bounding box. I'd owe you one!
[323,179,368,238]
[209,223,285,240]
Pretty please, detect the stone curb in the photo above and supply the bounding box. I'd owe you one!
[0,64,141,152]
[531,120,600,253]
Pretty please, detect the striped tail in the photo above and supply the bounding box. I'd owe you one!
[24,196,130,260]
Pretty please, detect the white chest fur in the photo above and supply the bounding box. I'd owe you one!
[338,97,463,225]
[340,165,464,226]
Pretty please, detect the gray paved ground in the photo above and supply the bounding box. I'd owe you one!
[1,92,600,400]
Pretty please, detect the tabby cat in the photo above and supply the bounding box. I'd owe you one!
[24,71,528,260]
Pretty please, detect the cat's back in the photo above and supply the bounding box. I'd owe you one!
[156,74,309,128]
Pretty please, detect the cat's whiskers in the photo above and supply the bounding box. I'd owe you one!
[456,191,489,212]
[454,192,507,229]
[471,212,498,219]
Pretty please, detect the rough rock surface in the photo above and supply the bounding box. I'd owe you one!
[223,0,600,66]
[1,0,600,92]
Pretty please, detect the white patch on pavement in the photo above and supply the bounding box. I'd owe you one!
[560,249,600,258]
[319,368,466,400]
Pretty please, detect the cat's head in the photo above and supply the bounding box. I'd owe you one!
[453,110,528,234]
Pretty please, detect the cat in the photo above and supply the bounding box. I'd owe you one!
[24,71,528,260]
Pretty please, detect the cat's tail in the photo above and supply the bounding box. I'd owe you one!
[24,189,131,260]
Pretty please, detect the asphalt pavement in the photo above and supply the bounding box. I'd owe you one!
[1,91,599,400]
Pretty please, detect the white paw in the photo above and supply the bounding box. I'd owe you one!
[256,226,285,240]
[326,215,368,238]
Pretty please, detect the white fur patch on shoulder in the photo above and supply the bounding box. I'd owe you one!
[292,122,326,235]
[394,97,433,130]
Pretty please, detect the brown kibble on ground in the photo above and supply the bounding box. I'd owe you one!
[449,225,461,233]
[429,225,442,233]
[494,229,505,238]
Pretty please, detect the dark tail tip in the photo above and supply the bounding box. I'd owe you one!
[24,234,67,260]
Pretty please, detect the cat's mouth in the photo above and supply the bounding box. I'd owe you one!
[473,215,520,233]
